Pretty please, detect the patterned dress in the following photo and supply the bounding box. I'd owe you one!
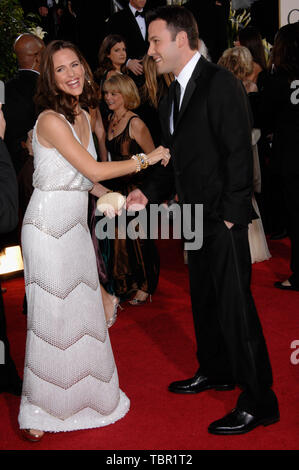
[18,111,129,432]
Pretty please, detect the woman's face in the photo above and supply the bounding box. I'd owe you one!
[107,42,127,68]
[104,89,125,112]
[53,48,85,97]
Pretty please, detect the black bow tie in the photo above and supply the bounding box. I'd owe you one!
[135,10,145,18]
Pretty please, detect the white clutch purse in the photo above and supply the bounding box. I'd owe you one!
[96,191,126,213]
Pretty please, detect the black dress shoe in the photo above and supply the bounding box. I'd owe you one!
[168,372,235,394]
[274,281,299,292]
[208,408,280,435]
[270,229,288,240]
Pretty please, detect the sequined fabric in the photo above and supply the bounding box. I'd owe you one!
[18,112,130,432]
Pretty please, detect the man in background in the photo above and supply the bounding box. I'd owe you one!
[3,33,44,216]
[0,104,22,396]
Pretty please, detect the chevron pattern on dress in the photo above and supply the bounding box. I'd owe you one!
[25,332,116,388]
[23,219,89,239]
[25,277,98,300]
[22,370,121,420]
[26,283,107,348]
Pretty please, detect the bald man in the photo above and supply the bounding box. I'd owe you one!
[2,35,44,307]
[3,34,44,175]
[3,33,45,218]
[14,33,44,72]
[0,104,22,396]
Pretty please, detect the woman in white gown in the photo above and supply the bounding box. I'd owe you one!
[18,40,170,440]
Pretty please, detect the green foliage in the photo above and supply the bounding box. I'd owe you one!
[0,0,40,82]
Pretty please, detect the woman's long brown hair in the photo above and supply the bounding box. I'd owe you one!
[35,40,99,124]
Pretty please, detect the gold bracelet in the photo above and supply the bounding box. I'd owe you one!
[131,155,141,172]
[136,153,149,170]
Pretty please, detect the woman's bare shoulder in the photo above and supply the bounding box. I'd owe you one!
[37,111,71,132]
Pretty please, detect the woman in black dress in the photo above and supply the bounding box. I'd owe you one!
[102,73,160,305]
[94,35,128,126]
[260,23,299,290]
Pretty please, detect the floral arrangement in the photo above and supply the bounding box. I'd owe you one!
[228,3,251,47]
[28,26,47,40]
[262,38,272,63]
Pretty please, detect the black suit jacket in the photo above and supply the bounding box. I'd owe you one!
[0,139,18,240]
[3,70,38,174]
[142,57,253,228]
[184,0,230,63]
[106,6,148,61]
[259,70,299,176]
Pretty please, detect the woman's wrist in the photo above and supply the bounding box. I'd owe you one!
[131,153,149,172]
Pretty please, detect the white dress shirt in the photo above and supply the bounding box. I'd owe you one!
[128,3,146,40]
[170,51,201,134]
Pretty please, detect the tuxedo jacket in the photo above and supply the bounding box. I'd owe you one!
[142,57,254,228]
[3,70,38,174]
[106,6,148,61]
[184,0,230,63]
[0,139,18,241]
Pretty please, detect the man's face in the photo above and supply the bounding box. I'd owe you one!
[148,19,180,76]
[130,0,146,10]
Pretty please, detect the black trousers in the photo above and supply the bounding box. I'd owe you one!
[283,176,299,287]
[187,220,277,414]
[0,280,20,388]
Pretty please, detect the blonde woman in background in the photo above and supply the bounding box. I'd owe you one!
[218,46,271,263]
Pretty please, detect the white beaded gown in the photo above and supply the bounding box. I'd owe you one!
[18,111,130,432]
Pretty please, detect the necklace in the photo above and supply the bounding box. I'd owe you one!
[111,110,127,135]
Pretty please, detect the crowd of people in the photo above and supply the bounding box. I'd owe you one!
[0,0,298,442]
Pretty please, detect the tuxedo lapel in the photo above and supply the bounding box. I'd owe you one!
[173,56,207,134]
[126,7,147,45]
[159,91,172,141]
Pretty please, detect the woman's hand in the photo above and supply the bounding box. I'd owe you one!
[243,79,258,94]
[147,146,171,167]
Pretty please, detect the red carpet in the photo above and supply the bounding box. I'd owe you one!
[0,237,298,450]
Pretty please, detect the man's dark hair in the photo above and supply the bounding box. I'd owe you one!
[147,5,199,50]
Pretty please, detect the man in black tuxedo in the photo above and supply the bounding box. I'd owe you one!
[4,34,44,174]
[127,6,279,435]
[184,0,230,63]
[106,0,148,78]
[4,33,44,214]
[3,34,44,319]
[0,105,22,396]
[21,0,68,43]
[250,0,279,45]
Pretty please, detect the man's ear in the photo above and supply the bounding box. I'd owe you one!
[176,30,188,48]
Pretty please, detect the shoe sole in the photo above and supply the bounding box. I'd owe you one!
[20,430,45,442]
[208,415,280,435]
[168,384,235,394]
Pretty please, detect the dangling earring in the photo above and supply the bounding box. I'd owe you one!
[85,74,91,86]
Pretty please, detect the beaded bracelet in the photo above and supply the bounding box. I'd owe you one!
[136,153,149,170]
[131,154,141,172]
